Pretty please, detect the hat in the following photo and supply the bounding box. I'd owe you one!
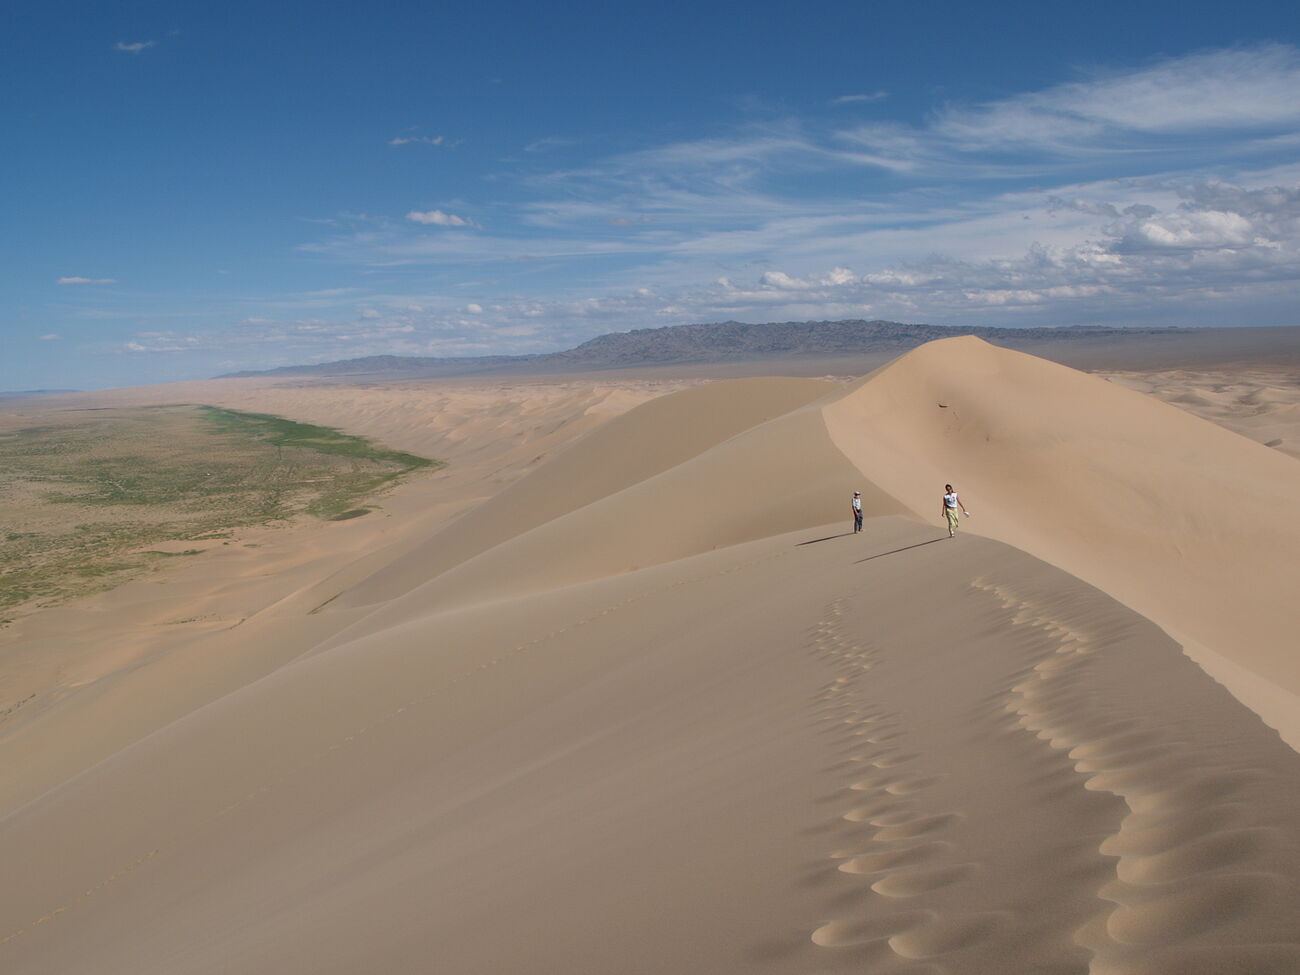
[853,491,861,495]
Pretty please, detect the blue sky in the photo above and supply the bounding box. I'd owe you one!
[5,0,1300,389]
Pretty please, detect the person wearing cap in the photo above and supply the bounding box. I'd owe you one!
[851,491,863,533]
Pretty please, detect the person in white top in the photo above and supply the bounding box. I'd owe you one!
[942,483,970,537]
[851,491,863,533]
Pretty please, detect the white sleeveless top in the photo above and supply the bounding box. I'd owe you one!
[943,492,959,508]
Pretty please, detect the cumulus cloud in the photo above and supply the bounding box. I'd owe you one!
[405,209,474,227]
[760,270,813,290]
[57,276,116,285]
[691,178,1300,322]
[115,40,155,54]
[1111,182,1300,254]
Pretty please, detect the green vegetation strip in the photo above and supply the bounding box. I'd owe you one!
[0,405,441,621]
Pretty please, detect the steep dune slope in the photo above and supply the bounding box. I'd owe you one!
[337,377,838,608]
[322,395,904,639]
[823,336,1300,743]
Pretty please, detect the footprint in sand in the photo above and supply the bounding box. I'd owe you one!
[837,841,953,875]
[884,774,946,796]
[871,863,979,898]
[888,911,1007,958]
[810,910,932,947]
[1103,872,1284,944]
[843,798,911,823]
[871,812,963,841]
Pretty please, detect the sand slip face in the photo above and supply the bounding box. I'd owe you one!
[822,336,1300,747]
[1,520,1298,973]
[335,376,839,609]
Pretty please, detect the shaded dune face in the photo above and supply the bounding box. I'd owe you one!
[2,339,1299,974]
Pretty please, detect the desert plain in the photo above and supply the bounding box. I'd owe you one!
[1,332,1299,974]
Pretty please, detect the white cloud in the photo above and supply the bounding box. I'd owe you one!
[39,333,61,341]
[406,209,474,227]
[115,40,155,54]
[465,303,483,313]
[759,270,813,290]
[525,137,576,153]
[389,135,445,147]
[933,45,1300,153]
[57,276,116,285]
[831,92,888,105]
[271,44,1300,355]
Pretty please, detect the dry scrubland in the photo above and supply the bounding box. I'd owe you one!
[0,405,435,624]
[0,337,1298,974]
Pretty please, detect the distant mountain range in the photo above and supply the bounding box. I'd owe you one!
[216,319,1193,379]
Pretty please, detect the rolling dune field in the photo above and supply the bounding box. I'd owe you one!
[1,337,1297,973]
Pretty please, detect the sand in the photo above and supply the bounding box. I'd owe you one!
[1,337,1298,973]
[1102,365,1300,461]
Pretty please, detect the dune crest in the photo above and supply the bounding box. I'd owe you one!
[335,376,840,609]
[822,336,1300,746]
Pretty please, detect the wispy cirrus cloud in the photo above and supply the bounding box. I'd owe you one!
[389,135,446,147]
[58,276,116,285]
[525,136,577,153]
[831,92,888,105]
[901,44,1300,160]
[114,40,155,54]
[405,209,475,227]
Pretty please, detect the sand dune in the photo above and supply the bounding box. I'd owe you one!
[4,522,1297,973]
[824,337,1300,746]
[1103,365,1300,461]
[1,338,1298,973]
[335,376,840,609]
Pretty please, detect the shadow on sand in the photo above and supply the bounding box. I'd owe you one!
[854,537,948,563]
[798,532,856,546]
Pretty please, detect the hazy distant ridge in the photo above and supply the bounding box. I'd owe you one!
[217,319,1188,378]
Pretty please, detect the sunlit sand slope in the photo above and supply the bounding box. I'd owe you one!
[2,521,1297,974]
[326,382,904,633]
[337,377,838,608]
[823,336,1300,744]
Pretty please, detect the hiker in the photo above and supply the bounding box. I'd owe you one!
[942,484,970,537]
[851,491,863,533]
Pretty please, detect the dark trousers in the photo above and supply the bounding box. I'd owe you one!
[854,510,863,532]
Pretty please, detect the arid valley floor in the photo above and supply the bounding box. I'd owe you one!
[1,334,1298,974]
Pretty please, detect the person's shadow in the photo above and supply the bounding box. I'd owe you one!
[797,532,855,546]
[853,538,946,563]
